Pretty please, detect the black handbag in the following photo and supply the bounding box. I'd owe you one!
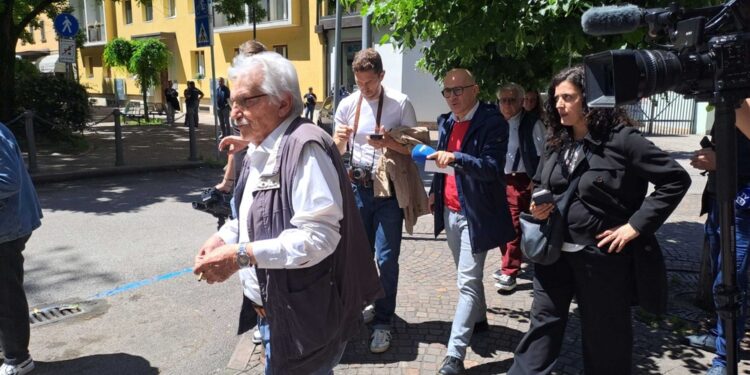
[520,148,589,265]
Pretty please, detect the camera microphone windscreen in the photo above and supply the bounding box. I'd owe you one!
[581,4,643,36]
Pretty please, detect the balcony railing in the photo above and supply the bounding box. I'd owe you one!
[86,23,105,43]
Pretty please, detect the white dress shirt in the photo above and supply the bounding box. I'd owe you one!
[504,112,546,175]
[217,116,344,304]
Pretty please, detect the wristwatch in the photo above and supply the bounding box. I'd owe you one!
[236,243,252,268]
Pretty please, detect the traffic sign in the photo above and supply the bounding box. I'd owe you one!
[54,14,79,38]
[194,0,212,48]
[195,17,212,47]
[59,37,77,63]
[194,0,210,18]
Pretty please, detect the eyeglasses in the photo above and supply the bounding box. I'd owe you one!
[231,93,268,110]
[441,85,476,98]
[499,97,518,104]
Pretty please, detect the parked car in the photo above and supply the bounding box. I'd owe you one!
[317,95,334,135]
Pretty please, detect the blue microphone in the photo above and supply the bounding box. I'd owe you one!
[411,144,436,163]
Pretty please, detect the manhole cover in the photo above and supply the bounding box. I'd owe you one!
[29,304,85,327]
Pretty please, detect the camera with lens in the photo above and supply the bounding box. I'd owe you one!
[192,187,233,229]
[582,1,750,107]
[350,167,368,180]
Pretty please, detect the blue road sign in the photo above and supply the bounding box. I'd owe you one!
[54,14,79,38]
[194,0,210,18]
[193,0,212,47]
[195,16,212,47]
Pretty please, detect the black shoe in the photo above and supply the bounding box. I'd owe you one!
[438,356,465,375]
[473,319,489,334]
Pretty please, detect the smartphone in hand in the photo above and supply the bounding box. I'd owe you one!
[369,133,384,140]
[532,189,554,205]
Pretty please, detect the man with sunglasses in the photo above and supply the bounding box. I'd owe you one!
[428,69,514,374]
[332,48,418,354]
[492,84,546,293]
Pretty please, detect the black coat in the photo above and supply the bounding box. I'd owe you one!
[534,124,691,314]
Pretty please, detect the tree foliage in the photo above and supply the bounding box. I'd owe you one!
[104,37,170,121]
[362,0,723,97]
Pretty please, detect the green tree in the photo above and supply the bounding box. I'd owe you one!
[0,0,70,122]
[214,0,266,39]
[361,0,722,96]
[103,37,170,122]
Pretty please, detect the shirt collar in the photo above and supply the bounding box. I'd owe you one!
[507,111,523,125]
[247,115,296,176]
[450,101,480,122]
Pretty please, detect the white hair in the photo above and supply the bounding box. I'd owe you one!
[497,83,525,100]
[228,51,303,116]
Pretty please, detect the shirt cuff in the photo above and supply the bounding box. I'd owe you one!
[250,238,280,268]
[217,228,238,245]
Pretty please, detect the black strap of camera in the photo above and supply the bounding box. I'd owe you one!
[347,88,385,171]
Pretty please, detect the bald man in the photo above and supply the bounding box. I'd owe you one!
[428,69,514,374]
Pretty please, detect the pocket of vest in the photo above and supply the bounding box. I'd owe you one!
[279,270,344,359]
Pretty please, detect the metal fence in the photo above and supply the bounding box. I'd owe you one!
[623,91,697,135]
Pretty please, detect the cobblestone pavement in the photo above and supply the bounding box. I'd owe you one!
[24,116,749,374]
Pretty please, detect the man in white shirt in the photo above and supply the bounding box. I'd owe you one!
[193,51,381,373]
[493,83,546,293]
[332,48,418,354]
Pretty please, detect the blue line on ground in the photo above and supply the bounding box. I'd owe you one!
[89,267,193,300]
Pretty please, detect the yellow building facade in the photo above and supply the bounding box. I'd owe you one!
[49,0,327,111]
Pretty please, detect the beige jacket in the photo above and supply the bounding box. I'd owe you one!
[373,126,431,234]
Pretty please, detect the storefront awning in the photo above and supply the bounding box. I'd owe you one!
[36,54,66,73]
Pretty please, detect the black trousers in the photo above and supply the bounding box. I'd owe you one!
[0,235,31,365]
[509,245,634,375]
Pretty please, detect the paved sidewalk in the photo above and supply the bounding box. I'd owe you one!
[27,110,224,183]
[19,117,750,374]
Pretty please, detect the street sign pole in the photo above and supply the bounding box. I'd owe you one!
[210,0,219,159]
[54,14,79,81]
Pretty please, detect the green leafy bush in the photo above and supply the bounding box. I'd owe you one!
[14,74,91,139]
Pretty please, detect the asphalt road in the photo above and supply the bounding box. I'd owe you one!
[22,168,244,375]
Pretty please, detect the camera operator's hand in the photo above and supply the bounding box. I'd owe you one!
[215,179,233,193]
[194,243,242,284]
[219,136,250,155]
[690,148,716,171]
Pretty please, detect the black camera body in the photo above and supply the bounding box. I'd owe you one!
[583,1,750,107]
[192,187,233,229]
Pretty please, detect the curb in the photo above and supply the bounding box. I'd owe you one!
[30,161,207,185]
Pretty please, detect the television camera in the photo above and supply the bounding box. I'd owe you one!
[192,187,233,229]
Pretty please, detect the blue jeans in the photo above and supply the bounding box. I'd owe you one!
[707,196,750,368]
[444,208,488,360]
[258,317,346,374]
[352,182,403,330]
[258,317,272,374]
[305,104,315,120]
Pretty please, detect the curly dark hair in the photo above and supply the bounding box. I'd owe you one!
[544,65,637,151]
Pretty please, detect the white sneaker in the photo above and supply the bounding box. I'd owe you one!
[252,328,262,344]
[495,274,517,292]
[369,329,392,353]
[362,304,375,324]
[0,357,35,375]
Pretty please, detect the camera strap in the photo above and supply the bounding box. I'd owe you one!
[351,88,385,146]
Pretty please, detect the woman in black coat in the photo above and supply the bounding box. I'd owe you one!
[509,65,691,375]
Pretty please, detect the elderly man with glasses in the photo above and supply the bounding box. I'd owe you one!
[193,51,382,374]
[492,83,546,293]
[427,68,514,375]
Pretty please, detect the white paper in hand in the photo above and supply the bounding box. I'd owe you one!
[425,159,455,175]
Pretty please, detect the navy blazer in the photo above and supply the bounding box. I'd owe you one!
[430,102,515,253]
